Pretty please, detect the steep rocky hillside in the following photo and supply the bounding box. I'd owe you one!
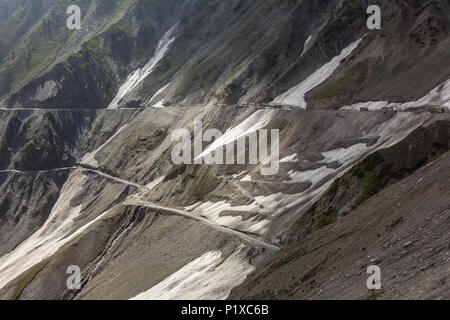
[231,117,450,300]
[0,0,185,108]
[308,0,450,108]
[1,0,448,109]
[0,0,448,300]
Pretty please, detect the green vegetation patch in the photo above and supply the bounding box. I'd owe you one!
[93,118,105,135]
[268,246,308,273]
[193,170,221,201]
[174,60,221,97]
[367,289,385,300]
[11,260,48,300]
[316,212,338,228]
[313,62,368,99]
[299,257,328,283]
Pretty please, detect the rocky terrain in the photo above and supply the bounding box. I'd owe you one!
[0,0,448,300]
[231,115,450,300]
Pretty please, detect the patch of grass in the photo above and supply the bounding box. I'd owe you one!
[355,171,387,205]
[367,289,385,300]
[313,62,368,99]
[0,0,137,100]
[311,233,328,247]
[36,189,52,209]
[104,141,127,167]
[0,2,74,97]
[353,153,392,206]
[351,151,384,178]
[316,212,337,228]
[11,261,48,300]
[139,59,178,95]
[219,64,247,89]
[328,180,340,196]
[174,60,221,97]
[101,208,122,231]
[194,171,221,201]
[299,258,327,283]
[58,232,84,253]
[268,246,308,272]
[93,118,105,135]
[426,148,450,164]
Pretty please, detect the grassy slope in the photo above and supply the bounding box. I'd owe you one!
[309,0,450,107]
[0,0,138,100]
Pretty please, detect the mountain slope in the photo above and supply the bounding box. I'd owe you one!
[231,120,450,300]
[3,0,448,110]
